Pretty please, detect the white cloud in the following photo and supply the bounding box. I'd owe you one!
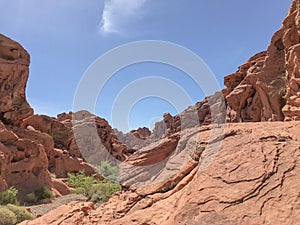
[100,0,147,35]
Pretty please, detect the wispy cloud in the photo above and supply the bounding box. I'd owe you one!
[99,0,147,35]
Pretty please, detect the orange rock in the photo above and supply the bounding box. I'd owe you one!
[0,34,33,126]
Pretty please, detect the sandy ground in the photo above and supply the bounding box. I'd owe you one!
[27,194,88,217]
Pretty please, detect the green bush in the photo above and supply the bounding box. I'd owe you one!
[24,187,53,204]
[97,160,119,182]
[67,171,121,203]
[6,204,35,223]
[24,193,38,204]
[88,181,121,203]
[0,187,19,205]
[34,187,53,200]
[0,206,17,225]
[67,171,96,195]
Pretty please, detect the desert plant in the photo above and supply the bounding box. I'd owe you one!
[24,193,38,204]
[67,171,121,203]
[97,161,119,182]
[278,86,287,99]
[0,187,19,205]
[34,187,53,200]
[269,75,287,100]
[6,204,35,223]
[24,187,54,204]
[67,171,96,195]
[0,206,17,225]
[87,181,121,203]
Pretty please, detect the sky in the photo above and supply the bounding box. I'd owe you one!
[0,0,293,132]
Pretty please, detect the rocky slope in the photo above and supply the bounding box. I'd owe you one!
[20,122,300,225]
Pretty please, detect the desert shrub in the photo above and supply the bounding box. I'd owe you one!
[24,193,38,204]
[97,161,119,182]
[67,171,121,203]
[67,171,96,195]
[87,181,121,203]
[6,204,35,223]
[34,187,53,200]
[0,206,17,225]
[0,187,19,205]
[24,187,53,204]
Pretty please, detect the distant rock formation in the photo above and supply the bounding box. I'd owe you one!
[130,127,151,140]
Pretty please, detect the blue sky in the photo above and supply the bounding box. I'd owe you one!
[0,0,292,131]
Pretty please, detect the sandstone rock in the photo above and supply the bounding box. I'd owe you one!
[51,178,70,196]
[0,121,53,199]
[19,201,95,225]
[21,122,300,225]
[225,0,300,122]
[130,127,151,140]
[21,115,72,152]
[71,110,129,164]
[0,34,33,125]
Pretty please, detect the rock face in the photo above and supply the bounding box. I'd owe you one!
[0,34,33,125]
[225,0,300,122]
[20,122,300,225]
[66,111,130,163]
[21,111,130,177]
[130,127,151,140]
[0,121,52,197]
[282,0,300,120]
[224,30,286,122]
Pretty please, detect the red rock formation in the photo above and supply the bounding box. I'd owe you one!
[225,0,300,122]
[19,122,300,225]
[0,121,53,198]
[130,127,151,140]
[66,110,129,163]
[282,0,300,120]
[0,34,33,125]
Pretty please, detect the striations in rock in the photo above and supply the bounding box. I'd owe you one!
[19,122,300,225]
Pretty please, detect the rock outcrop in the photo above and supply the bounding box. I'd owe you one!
[130,127,151,140]
[0,34,33,125]
[225,0,300,122]
[20,122,300,225]
[0,120,53,198]
[282,0,300,120]
[20,111,130,177]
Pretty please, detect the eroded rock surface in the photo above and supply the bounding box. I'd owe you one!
[20,122,300,225]
[226,0,300,122]
[0,121,53,198]
[282,0,300,120]
[0,34,33,125]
